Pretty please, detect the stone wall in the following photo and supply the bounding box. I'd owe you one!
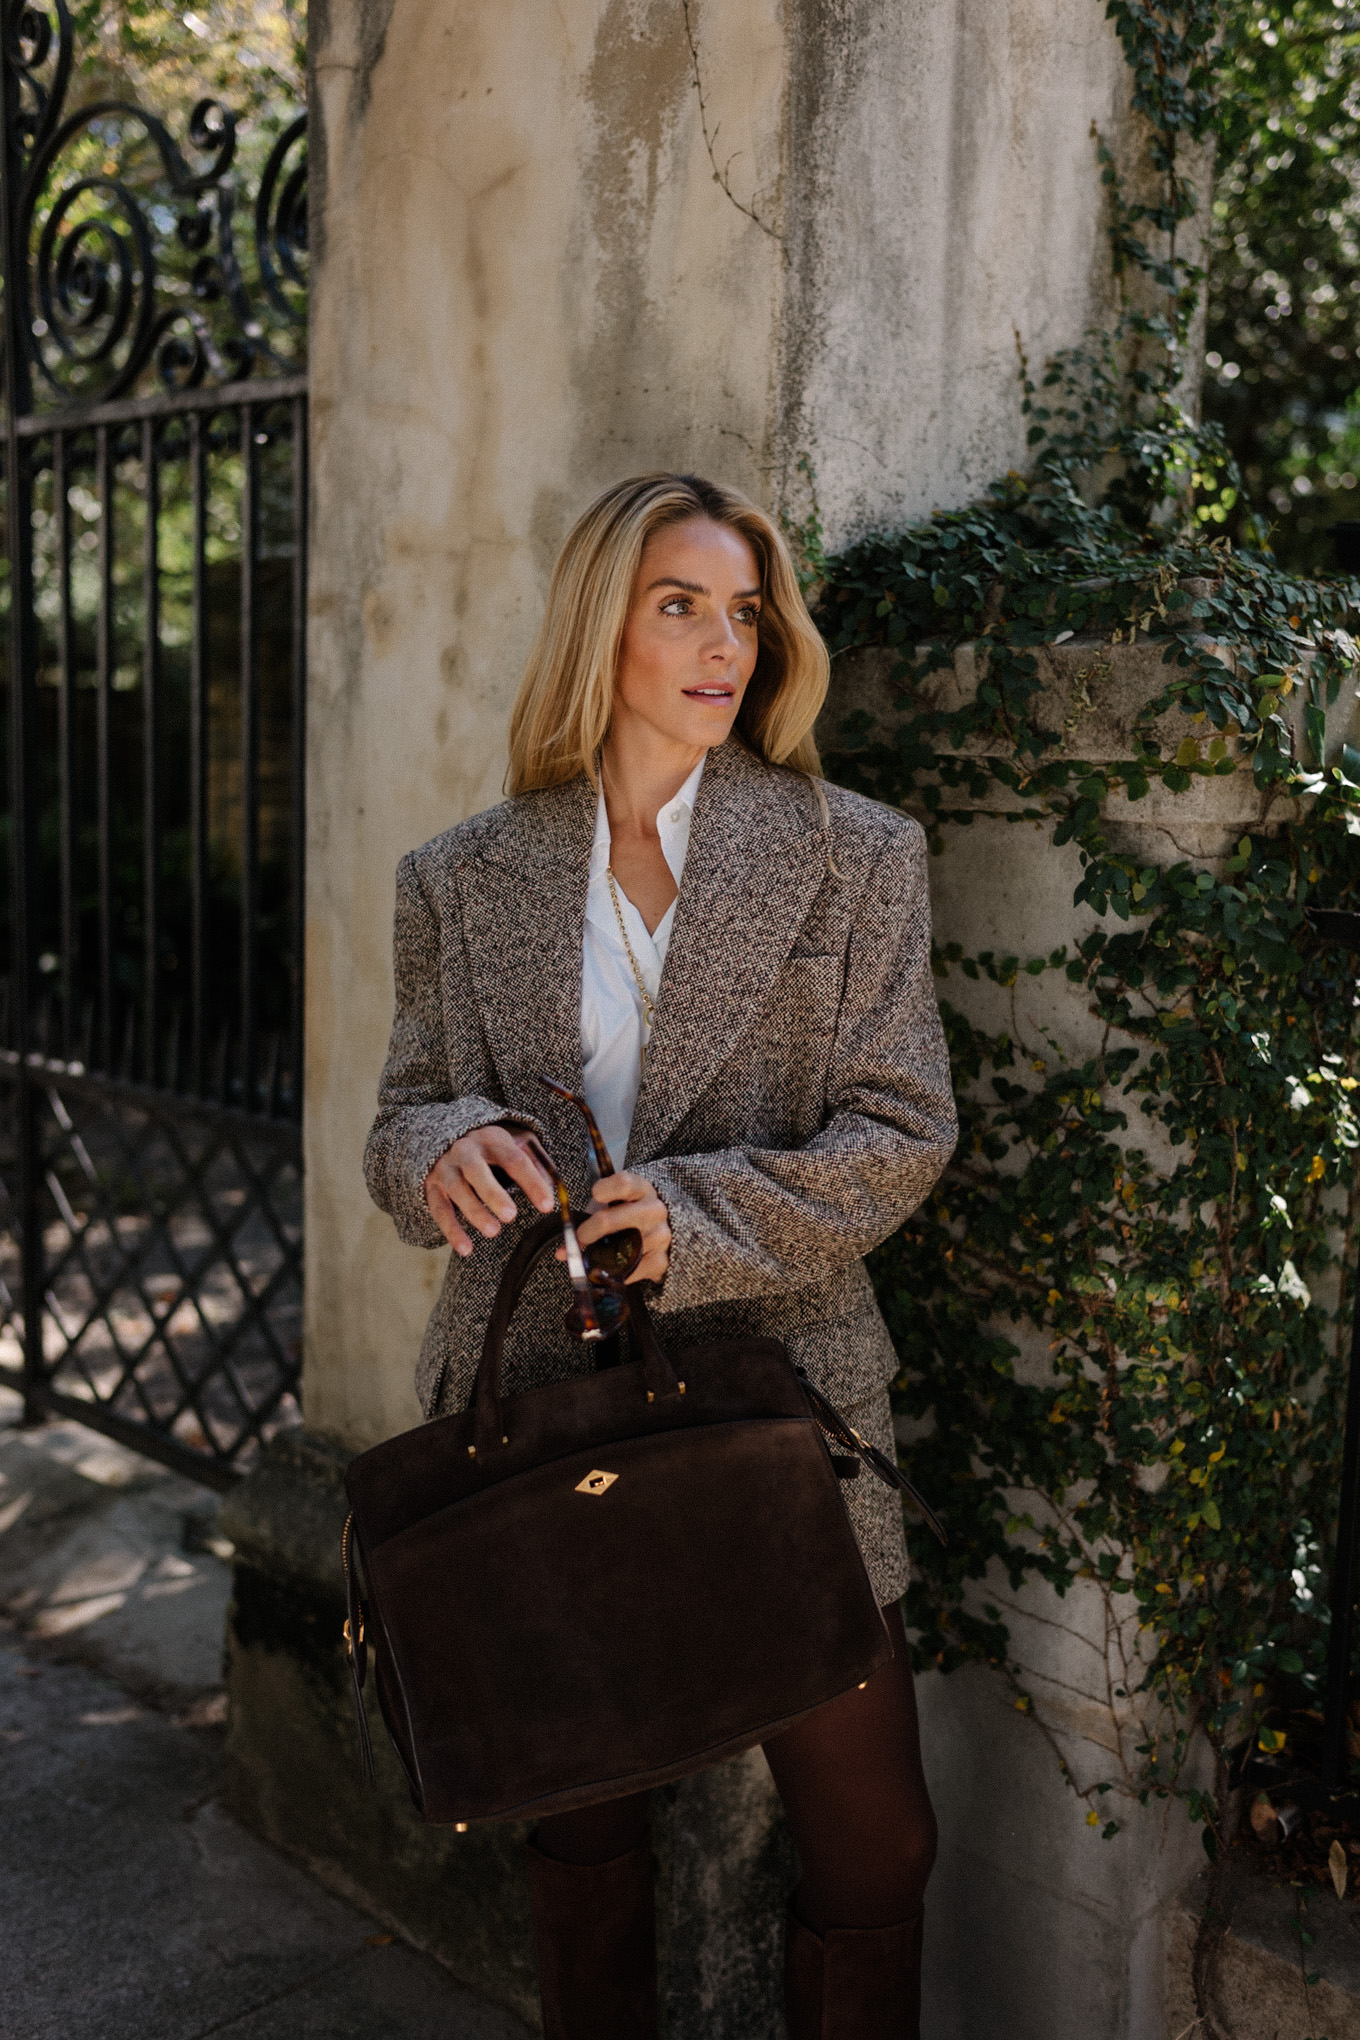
[221,5,1221,2035]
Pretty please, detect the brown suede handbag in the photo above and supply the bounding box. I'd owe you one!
[341,1211,942,1827]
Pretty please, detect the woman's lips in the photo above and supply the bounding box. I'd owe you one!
[683,686,735,699]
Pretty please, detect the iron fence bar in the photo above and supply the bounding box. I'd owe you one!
[240,402,259,1112]
[54,428,75,1058]
[0,35,42,1423]
[0,1046,305,1146]
[13,372,310,438]
[26,1066,302,1450]
[290,392,307,1123]
[38,1136,298,1391]
[35,1135,302,1377]
[23,1068,302,1462]
[41,1183,302,1422]
[141,416,161,1086]
[189,409,208,1099]
[94,422,113,1076]
[16,1376,236,1491]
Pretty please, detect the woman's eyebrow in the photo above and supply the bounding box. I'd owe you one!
[644,576,763,599]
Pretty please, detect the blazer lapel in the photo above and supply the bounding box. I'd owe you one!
[456,776,596,1194]
[626,742,829,1165]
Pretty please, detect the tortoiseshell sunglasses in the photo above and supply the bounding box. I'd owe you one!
[530,1076,642,1341]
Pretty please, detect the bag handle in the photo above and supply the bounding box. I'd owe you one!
[795,1367,948,1547]
[471,1213,683,1455]
[341,1511,375,1787]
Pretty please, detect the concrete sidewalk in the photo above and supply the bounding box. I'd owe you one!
[0,1402,528,2040]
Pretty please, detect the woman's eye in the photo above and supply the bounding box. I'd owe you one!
[660,596,692,616]
[735,605,760,626]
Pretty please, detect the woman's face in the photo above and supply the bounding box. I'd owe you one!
[612,516,762,755]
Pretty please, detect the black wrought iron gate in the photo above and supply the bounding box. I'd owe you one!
[0,6,307,1488]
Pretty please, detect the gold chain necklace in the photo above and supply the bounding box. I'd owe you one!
[605,865,657,1068]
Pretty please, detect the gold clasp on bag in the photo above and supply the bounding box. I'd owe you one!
[343,1616,364,1654]
[575,1469,619,1496]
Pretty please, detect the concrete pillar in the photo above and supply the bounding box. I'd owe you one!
[222,5,1210,2035]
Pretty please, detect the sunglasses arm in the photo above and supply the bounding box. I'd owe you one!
[522,1134,606,1342]
[537,1075,618,1181]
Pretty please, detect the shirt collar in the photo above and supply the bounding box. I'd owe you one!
[589,754,707,887]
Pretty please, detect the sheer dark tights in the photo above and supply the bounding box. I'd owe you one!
[533,1603,937,1934]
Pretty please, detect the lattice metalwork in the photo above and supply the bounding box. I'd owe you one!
[7,0,307,408]
[0,1057,301,1485]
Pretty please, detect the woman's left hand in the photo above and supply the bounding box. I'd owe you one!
[567,1170,672,1284]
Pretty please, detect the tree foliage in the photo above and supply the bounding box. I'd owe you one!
[64,1,304,126]
[1206,2,1360,570]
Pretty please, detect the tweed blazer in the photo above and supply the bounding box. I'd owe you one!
[364,738,958,1424]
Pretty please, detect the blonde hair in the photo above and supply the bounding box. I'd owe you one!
[506,473,829,796]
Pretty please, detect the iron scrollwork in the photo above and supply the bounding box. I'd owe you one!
[3,0,306,409]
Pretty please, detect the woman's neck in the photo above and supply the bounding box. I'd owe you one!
[599,726,707,840]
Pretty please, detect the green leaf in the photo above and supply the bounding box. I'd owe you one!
[1306,703,1327,762]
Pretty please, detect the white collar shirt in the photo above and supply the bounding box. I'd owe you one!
[581,756,706,1172]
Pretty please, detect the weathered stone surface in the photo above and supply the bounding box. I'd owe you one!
[821,633,1358,858]
[914,1658,1208,2040]
[1166,1853,1360,2039]
[653,1752,795,2039]
[824,635,1240,764]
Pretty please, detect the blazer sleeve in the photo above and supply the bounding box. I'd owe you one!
[363,852,543,1248]
[638,822,957,1312]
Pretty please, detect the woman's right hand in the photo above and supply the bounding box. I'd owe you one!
[423,1125,557,1257]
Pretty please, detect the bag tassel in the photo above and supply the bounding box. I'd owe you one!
[342,1511,376,1787]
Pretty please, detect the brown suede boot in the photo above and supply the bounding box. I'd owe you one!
[784,1906,925,2037]
[525,1834,658,2039]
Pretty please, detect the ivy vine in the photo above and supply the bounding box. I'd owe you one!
[809,1,1360,1848]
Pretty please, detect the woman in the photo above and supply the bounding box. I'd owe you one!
[364,473,957,2039]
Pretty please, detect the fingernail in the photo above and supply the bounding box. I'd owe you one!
[457,1242,471,1257]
